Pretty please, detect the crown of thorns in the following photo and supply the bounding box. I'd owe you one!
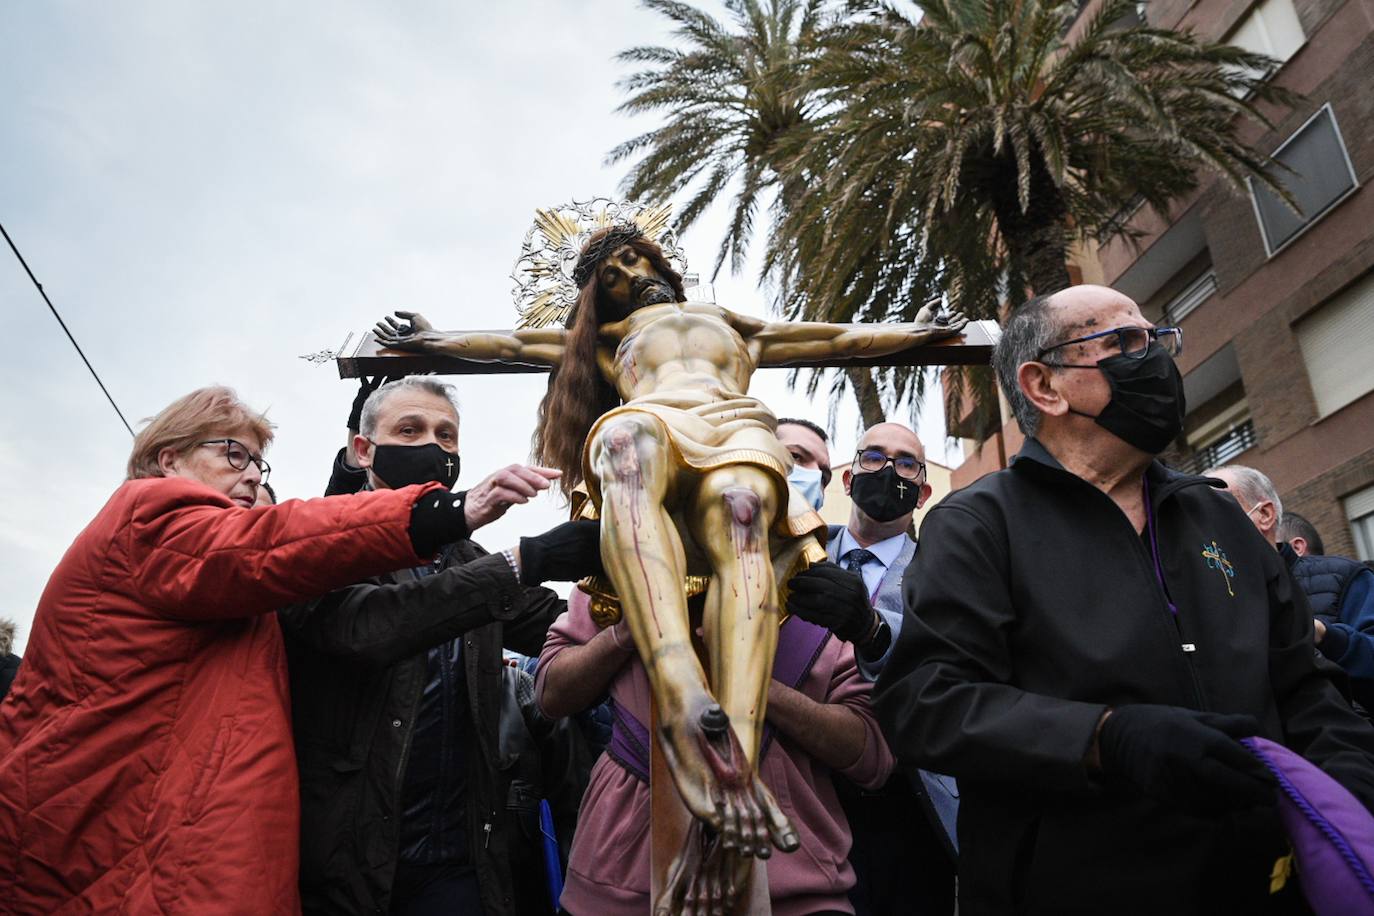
[571,224,647,288]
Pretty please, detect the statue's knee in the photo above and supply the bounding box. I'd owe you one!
[595,420,655,484]
[721,486,763,530]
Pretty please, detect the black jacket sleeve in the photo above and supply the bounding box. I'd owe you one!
[873,503,1107,795]
[502,585,566,657]
[1264,546,1374,810]
[325,447,368,497]
[279,552,524,666]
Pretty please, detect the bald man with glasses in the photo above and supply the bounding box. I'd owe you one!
[875,285,1374,916]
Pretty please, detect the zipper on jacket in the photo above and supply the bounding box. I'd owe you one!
[1167,602,1208,710]
[1145,476,1211,710]
[392,567,427,806]
[1052,466,1213,711]
[1141,554,1207,709]
[1022,457,1221,708]
[483,820,492,849]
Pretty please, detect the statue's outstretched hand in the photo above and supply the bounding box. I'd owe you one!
[914,300,969,333]
[374,310,437,351]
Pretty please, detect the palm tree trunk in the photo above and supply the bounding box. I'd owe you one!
[1021,224,1073,297]
[847,368,886,429]
[993,152,1074,300]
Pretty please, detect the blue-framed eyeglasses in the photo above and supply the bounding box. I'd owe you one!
[1039,326,1183,362]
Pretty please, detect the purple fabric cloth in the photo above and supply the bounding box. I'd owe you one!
[1243,736,1374,916]
[607,616,831,782]
[608,701,651,783]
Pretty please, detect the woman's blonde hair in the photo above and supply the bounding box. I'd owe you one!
[126,386,275,480]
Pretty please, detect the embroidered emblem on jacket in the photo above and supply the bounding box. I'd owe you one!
[1202,540,1236,597]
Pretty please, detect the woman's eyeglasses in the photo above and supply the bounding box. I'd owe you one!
[199,439,271,482]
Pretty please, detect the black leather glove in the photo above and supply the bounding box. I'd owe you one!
[406,488,470,556]
[1097,704,1275,813]
[785,562,878,643]
[519,520,603,586]
[347,375,400,431]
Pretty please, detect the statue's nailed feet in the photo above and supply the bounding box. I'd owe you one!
[656,821,757,916]
[657,699,799,859]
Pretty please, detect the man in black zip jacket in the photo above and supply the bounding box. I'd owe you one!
[875,286,1374,916]
[281,377,601,916]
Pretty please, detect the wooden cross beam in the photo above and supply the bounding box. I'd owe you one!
[334,319,1000,378]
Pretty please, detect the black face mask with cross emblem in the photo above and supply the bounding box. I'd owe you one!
[850,466,921,522]
[368,442,460,491]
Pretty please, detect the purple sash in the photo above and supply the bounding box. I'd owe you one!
[607,617,832,783]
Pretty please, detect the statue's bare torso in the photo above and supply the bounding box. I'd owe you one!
[599,302,755,402]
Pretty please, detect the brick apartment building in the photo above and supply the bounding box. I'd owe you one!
[949,0,1374,560]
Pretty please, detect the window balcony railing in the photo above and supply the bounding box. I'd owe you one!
[1173,419,1257,475]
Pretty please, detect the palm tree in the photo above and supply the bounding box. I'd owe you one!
[607,0,896,427]
[781,0,1297,302]
[762,0,1295,434]
[609,0,827,281]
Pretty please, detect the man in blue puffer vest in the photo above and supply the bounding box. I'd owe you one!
[1214,466,1374,708]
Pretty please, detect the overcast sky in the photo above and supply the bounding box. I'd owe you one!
[0,1,953,653]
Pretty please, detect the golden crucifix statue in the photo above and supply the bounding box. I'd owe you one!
[370,201,968,914]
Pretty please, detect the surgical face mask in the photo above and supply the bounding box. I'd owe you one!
[368,442,460,490]
[1064,343,1186,455]
[788,464,826,511]
[849,466,921,522]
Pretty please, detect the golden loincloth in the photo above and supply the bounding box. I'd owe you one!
[575,389,828,627]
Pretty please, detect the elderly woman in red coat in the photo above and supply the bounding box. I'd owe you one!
[0,386,531,914]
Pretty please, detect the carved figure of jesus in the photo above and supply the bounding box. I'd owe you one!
[375,226,966,910]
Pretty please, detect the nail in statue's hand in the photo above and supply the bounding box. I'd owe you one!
[374,310,437,350]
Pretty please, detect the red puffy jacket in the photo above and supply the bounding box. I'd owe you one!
[0,476,444,914]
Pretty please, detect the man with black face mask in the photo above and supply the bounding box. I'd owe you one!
[785,421,957,916]
[874,285,1374,915]
[280,376,602,916]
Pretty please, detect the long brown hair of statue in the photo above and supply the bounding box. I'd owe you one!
[533,229,686,498]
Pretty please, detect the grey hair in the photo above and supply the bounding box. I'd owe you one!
[992,292,1064,437]
[359,376,460,438]
[1217,465,1283,519]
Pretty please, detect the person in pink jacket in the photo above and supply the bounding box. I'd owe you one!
[537,588,894,916]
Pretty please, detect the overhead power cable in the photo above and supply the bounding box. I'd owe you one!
[1,221,135,437]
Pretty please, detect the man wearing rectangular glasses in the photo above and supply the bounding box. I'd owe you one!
[784,421,957,916]
[874,285,1374,915]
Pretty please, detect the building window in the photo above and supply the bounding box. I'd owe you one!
[1249,105,1359,256]
[1347,486,1374,562]
[1228,0,1306,77]
[1296,270,1374,417]
[1165,270,1218,324]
